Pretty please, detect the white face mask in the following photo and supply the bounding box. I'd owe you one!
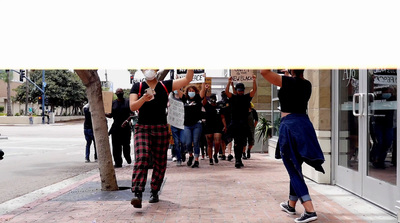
[143,70,157,80]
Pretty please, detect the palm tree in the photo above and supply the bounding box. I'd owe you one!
[0,70,13,116]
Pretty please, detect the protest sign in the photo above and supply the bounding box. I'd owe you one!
[192,76,212,97]
[102,91,113,114]
[167,95,185,129]
[230,69,253,82]
[176,69,205,84]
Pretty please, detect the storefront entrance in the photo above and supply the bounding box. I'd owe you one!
[333,69,399,214]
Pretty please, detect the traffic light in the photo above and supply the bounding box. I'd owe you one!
[45,97,49,106]
[19,69,25,82]
[38,96,42,104]
[130,74,134,84]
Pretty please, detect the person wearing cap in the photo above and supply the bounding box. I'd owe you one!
[225,75,257,168]
[260,69,324,223]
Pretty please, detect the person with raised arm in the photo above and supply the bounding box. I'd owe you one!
[129,69,194,208]
[260,69,324,223]
[225,75,257,168]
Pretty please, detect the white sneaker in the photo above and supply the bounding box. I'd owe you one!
[172,157,177,162]
[177,160,182,166]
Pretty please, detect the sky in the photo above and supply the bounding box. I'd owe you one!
[97,69,132,90]
[1,1,399,69]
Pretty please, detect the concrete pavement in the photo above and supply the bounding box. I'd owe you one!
[0,153,397,223]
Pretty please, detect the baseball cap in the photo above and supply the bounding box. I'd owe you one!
[235,83,245,92]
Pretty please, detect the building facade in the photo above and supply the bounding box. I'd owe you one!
[253,69,399,216]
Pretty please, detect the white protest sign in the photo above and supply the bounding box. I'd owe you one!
[230,69,253,82]
[167,94,185,129]
[176,69,205,83]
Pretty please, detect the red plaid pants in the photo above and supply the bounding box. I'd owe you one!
[131,124,169,192]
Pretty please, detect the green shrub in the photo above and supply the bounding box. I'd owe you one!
[0,106,4,113]
[15,113,20,116]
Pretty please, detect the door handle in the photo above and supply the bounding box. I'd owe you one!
[368,93,376,116]
[353,93,363,116]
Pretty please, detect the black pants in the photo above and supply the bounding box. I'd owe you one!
[229,120,250,161]
[111,130,131,166]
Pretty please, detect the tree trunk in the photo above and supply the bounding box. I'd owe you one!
[6,71,12,116]
[75,70,119,191]
[157,69,170,81]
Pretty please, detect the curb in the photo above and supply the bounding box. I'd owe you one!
[0,170,100,222]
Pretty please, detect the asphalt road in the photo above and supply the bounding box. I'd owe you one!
[0,120,110,204]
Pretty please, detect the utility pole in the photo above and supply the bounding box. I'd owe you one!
[25,70,29,116]
[105,69,108,82]
[16,69,46,124]
[5,70,12,116]
[41,70,46,124]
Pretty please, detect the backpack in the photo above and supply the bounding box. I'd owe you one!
[138,81,169,98]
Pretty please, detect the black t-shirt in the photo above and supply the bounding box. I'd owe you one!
[278,76,311,114]
[109,98,132,133]
[130,80,173,125]
[181,94,203,126]
[204,102,223,127]
[218,98,231,125]
[230,93,252,122]
[83,107,93,130]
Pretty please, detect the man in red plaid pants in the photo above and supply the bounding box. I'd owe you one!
[129,69,193,208]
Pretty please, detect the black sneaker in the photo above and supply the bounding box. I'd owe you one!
[187,156,194,166]
[130,191,143,208]
[247,150,251,159]
[294,211,317,223]
[235,160,242,168]
[213,154,219,164]
[280,201,296,215]
[227,154,233,161]
[209,158,214,165]
[221,155,226,160]
[191,160,199,168]
[149,191,159,203]
[242,153,247,160]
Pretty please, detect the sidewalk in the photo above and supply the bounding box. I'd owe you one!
[0,153,397,223]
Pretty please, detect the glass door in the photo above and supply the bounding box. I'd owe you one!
[334,69,399,214]
[363,69,398,212]
[335,69,363,195]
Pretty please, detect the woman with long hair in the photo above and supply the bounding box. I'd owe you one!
[181,82,206,168]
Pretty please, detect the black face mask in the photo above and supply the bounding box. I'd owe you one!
[116,93,124,99]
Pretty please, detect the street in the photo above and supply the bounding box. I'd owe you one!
[0,120,112,204]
